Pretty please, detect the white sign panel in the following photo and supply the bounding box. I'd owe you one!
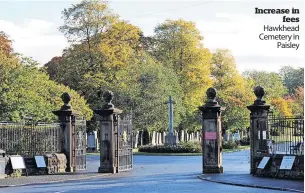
[35,156,46,168]
[262,131,266,139]
[280,156,295,170]
[10,156,26,169]
[257,157,270,169]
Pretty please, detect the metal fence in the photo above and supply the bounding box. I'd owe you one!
[268,113,304,155]
[0,122,62,156]
[74,117,87,171]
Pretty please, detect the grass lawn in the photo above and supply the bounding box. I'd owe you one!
[270,134,303,144]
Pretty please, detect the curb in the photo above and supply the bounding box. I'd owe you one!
[0,173,110,189]
[197,175,304,193]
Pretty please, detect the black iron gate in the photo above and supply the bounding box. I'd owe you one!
[116,115,133,172]
[73,116,87,171]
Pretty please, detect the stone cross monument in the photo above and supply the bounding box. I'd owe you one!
[164,96,177,145]
[199,88,225,173]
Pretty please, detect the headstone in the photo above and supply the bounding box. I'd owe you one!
[143,130,149,145]
[162,132,166,144]
[223,133,228,141]
[87,132,96,149]
[139,131,143,146]
[234,132,240,141]
[196,131,200,141]
[229,133,233,141]
[151,131,156,145]
[176,131,179,143]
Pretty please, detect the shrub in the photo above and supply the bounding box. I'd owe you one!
[179,141,202,153]
[270,129,281,136]
[239,137,250,146]
[138,141,202,153]
[222,140,238,149]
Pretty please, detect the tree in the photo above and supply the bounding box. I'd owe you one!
[211,49,254,131]
[279,66,304,95]
[152,19,213,131]
[59,0,118,69]
[292,86,304,116]
[0,31,13,57]
[271,97,293,117]
[0,48,92,122]
[125,54,185,132]
[51,19,142,93]
[243,70,287,102]
[43,56,62,80]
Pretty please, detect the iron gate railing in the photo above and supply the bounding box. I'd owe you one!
[73,116,87,171]
[116,115,133,172]
[268,113,304,155]
[0,122,62,156]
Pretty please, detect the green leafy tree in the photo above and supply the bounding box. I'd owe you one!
[152,19,213,131]
[212,49,254,131]
[243,70,287,102]
[59,0,118,69]
[0,48,92,122]
[279,66,304,95]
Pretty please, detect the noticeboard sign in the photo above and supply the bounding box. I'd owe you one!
[205,132,216,140]
[280,156,295,170]
[10,156,26,169]
[35,156,46,168]
[257,157,270,169]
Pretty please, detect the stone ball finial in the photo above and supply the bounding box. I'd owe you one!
[102,90,114,109]
[253,86,266,105]
[60,92,72,110]
[205,87,219,106]
[206,87,217,100]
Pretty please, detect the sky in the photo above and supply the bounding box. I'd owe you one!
[0,0,304,73]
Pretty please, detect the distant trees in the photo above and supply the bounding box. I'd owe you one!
[279,66,304,95]
[211,49,254,130]
[0,32,92,122]
[41,0,304,133]
[243,68,304,117]
[2,0,301,131]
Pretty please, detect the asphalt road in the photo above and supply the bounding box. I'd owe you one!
[0,150,297,193]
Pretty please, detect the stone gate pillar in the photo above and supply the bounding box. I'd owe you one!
[53,92,77,172]
[94,90,122,174]
[199,88,225,174]
[247,86,270,174]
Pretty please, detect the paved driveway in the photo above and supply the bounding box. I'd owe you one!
[0,150,298,193]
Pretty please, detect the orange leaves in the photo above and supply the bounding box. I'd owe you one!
[271,97,293,117]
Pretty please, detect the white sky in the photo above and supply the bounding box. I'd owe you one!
[0,0,304,73]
